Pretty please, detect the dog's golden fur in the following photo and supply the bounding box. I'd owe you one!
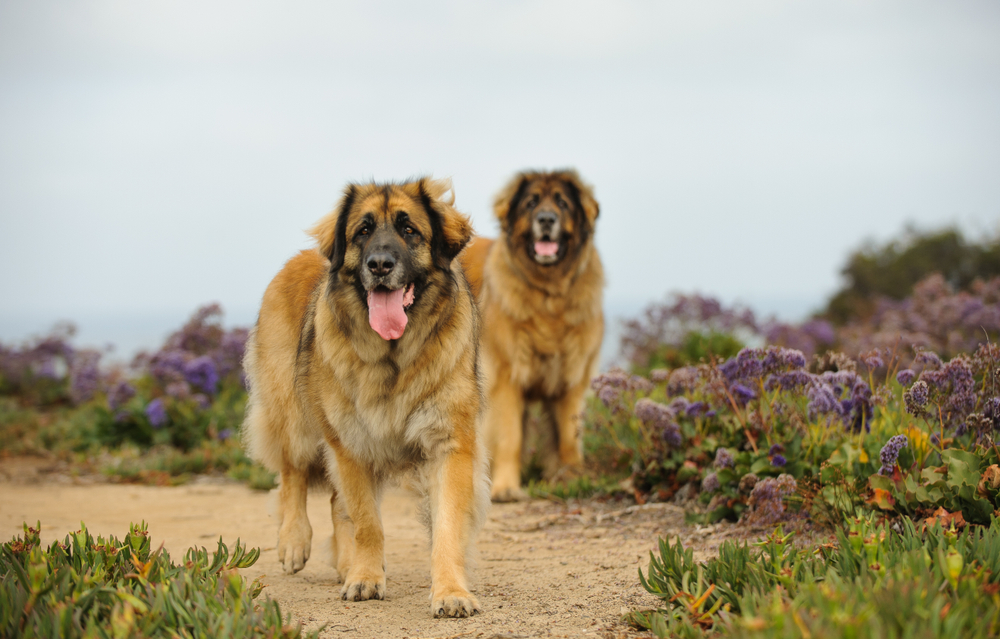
[242,178,489,617]
[460,169,604,501]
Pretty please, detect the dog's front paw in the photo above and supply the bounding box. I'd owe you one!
[491,485,527,503]
[432,590,481,618]
[341,569,386,601]
[277,518,312,574]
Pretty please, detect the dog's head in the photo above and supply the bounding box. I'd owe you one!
[493,169,599,268]
[310,178,473,340]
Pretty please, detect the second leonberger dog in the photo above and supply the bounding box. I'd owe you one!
[242,178,490,617]
[460,169,603,501]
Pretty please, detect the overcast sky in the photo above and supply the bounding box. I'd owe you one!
[1,1,999,357]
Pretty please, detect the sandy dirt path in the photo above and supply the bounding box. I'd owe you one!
[0,460,739,638]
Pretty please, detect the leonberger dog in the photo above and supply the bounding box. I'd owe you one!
[242,178,489,618]
[459,169,603,502]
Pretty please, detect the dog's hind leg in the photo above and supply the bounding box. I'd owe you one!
[277,459,313,574]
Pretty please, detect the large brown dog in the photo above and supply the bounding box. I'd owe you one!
[242,178,489,617]
[460,170,604,501]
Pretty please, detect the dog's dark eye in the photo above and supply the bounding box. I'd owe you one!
[525,195,539,210]
[555,195,568,210]
[358,226,370,237]
[404,226,416,235]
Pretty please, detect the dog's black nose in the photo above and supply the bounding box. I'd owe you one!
[366,252,395,276]
[536,211,558,230]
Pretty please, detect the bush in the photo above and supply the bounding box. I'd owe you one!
[584,340,1000,527]
[631,515,1000,638]
[824,225,1000,325]
[1,521,315,638]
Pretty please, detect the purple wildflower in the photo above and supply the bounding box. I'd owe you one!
[781,349,808,369]
[184,355,218,395]
[764,370,813,392]
[662,422,682,447]
[218,428,232,441]
[634,398,674,424]
[744,474,797,526]
[877,434,908,476]
[769,443,785,456]
[701,472,720,493]
[145,398,168,428]
[807,383,839,416]
[668,397,691,415]
[896,369,916,386]
[714,447,734,469]
[150,350,187,385]
[860,350,885,371]
[915,350,942,370]
[107,381,136,411]
[68,350,102,405]
[591,368,630,390]
[904,380,929,415]
[597,385,620,409]
[685,401,707,417]
[730,383,756,406]
[649,369,670,383]
[771,454,787,467]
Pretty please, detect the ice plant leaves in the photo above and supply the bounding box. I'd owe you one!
[0,521,314,639]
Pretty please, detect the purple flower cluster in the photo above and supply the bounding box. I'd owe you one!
[921,356,976,418]
[592,368,654,411]
[838,274,1000,364]
[799,369,875,433]
[183,355,219,395]
[68,350,102,405]
[744,474,797,526]
[714,447,734,469]
[719,347,808,385]
[0,324,90,405]
[145,398,168,428]
[904,380,930,415]
[132,304,249,406]
[107,380,136,411]
[632,397,682,447]
[877,434,909,476]
[701,472,720,493]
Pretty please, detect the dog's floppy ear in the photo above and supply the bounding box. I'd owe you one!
[492,172,531,233]
[559,169,599,227]
[419,177,473,268]
[308,184,355,272]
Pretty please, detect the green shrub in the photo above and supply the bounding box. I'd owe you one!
[824,225,1000,325]
[634,330,745,377]
[631,515,1000,638]
[0,521,314,639]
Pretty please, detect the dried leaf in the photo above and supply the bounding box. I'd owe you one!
[978,464,1000,498]
[867,488,895,510]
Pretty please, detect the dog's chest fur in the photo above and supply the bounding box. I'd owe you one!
[484,245,604,398]
[302,293,468,472]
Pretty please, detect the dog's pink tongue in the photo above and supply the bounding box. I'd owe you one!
[535,241,559,257]
[367,288,408,340]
